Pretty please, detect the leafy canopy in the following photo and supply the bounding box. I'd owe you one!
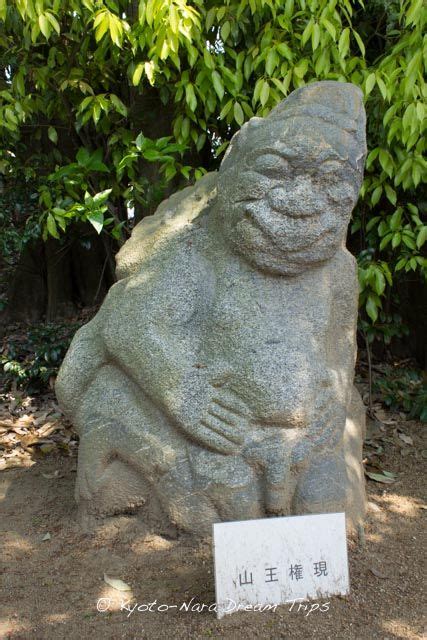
[0,0,426,328]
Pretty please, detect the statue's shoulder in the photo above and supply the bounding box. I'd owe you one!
[325,247,357,282]
[115,172,218,280]
[325,248,359,321]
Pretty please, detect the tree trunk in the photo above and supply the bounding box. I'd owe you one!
[2,228,115,325]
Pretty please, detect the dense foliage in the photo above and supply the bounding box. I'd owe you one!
[0,322,80,391]
[0,0,426,328]
[373,365,427,421]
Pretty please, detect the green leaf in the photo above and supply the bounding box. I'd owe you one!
[94,12,110,42]
[338,28,350,58]
[277,42,293,61]
[311,23,320,51]
[203,49,215,70]
[301,19,313,47]
[46,12,60,35]
[389,208,403,231]
[379,233,393,250]
[169,4,179,34]
[260,80,270,107]
[181,117,190,140]
[47,213,59,239]
[87,211,104,234]
[371,185,382,206]
[379,149,393,177]
[233,102,244,126]
[402,232,416,250]
[294,59,308,79]
[110,94,128,117]
[48,126,58,144]
[366,216,380,232]
[0,0,6,21]
[132,63,144,86]
[416,226,427,249]
[384,184,396,205]
[266,49,279,75]
[83,149,107,172]
[219,99,232,120]
[391,232,401,248]
[211,71,224,101]
[321,18,336,40]
[353,30,365,57]
[185,84,197,112]
[205,7,216,30]
[365,73,376,96]
[39,14,51,39]
[92,189,112,205]
[395,258,407,272]
[373,269,385,295]
[376,76,387,101]
[366,295,379,323]
[144,61,155,85]
[76,147,91,167]
[366,147,379,169]
[221,21,230,42]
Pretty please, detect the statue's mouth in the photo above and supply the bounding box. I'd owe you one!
[236,204,338,254]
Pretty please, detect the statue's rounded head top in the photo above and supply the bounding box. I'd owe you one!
[216,81,367,276]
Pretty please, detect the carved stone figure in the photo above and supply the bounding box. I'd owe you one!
[56,81,367,534]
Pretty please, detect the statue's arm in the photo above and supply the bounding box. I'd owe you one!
[330,250,359,401]
[101,249,247,454]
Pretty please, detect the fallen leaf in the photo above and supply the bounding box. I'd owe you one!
[33,411,49,426]
[16,414,33,427]
[382,470,397,478]
[40,443,55,454]
[19,435,41,448]
[37,424,59,438]
[103,574,132,592]
[398,432,413,446]
[365,471,396,484]
[42,470,63,479]
[370,567,388,579]
[0,455,35,470]
[42,533,51,541]
[367,501,382,513]
[11,426,29,435]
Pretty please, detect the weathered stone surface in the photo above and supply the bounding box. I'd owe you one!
[56,81,367,534]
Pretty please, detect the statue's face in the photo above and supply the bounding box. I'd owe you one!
[216,116,363,275]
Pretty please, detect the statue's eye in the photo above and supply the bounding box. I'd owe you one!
[250,153,289,178]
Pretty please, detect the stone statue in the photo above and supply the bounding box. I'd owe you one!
[56,81,367,535]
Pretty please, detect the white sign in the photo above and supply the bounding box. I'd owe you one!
[213,512,349,619]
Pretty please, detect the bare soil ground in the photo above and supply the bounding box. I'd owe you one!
[0,394,426,640]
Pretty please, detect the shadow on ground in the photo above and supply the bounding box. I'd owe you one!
[0,418,426,640]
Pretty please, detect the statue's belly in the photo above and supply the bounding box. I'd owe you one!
[238,343,321,427]
[206,275,331,429]
[207,320,327,429]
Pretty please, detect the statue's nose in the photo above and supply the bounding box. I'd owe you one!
[267,185,321,218]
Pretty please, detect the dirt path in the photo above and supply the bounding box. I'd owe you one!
[1,416,426,640]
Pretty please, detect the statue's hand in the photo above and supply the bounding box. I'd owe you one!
[182,387,251,455]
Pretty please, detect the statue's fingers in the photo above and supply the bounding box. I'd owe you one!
[184,421,240,454]
[212,391,248,417]
[201,416,244,444]
[207,405,236,426]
